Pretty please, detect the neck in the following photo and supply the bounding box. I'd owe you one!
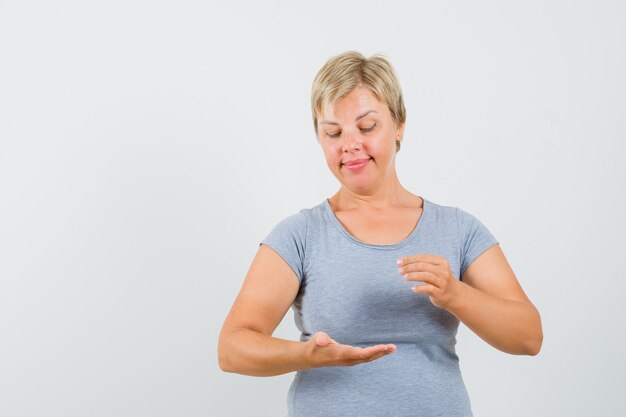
[331,175,414,211]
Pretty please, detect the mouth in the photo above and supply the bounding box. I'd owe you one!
[341,157,372,171]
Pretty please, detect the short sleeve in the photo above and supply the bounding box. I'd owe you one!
[456,207,499,279]
[259,211,308,283]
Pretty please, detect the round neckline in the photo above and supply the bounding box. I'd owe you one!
[323,196,428,250]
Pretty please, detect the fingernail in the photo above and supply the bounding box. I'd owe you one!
[396,259,403,265]
[397,267,403,274]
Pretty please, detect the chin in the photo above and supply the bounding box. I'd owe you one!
[341,177,374,190]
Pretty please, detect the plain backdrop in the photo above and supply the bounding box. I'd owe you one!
[1,1,625,416]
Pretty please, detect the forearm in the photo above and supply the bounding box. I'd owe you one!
[218,328,310,376]
[447,282,543,355]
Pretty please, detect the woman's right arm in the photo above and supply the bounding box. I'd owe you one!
[218,244,396,377]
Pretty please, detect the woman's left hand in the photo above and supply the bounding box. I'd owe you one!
[397,254,461,310]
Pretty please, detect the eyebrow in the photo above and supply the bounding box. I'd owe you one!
[320,110,377,125]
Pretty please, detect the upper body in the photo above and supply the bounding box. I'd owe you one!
[260,196,499,416]
[218,51,543,416]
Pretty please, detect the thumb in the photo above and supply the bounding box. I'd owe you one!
[314,332,331,347]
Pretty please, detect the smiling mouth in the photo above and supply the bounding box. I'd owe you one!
[341,158,372,171]
[341,157,372,167]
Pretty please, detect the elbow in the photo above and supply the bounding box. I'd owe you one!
[524,334,543,356]
[503,307,543,356]
[217,349,231,373]
[505,330,542,356]
[217,333,235,373]
[527,328,544,356]
[523,312,544,356]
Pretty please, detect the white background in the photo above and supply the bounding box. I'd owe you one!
[1,1,624,416]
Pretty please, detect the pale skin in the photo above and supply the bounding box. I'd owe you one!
[218,86,543,376]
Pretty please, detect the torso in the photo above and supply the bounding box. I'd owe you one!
[328,194,424,245]
[285,196,473,416]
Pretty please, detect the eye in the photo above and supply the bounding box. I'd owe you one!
[361,122,376,132]
[327,131,341,138]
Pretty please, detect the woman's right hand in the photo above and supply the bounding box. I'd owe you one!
[305,332,396,367]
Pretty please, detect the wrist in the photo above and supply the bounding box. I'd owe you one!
[299,338,317,370]
[445,279,470,315]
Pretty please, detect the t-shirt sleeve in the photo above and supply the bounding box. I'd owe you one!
[259,211,307,283]
[456,207,499,279]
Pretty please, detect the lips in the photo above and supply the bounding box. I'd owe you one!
[342,158,371,166]
[342,157,371,171]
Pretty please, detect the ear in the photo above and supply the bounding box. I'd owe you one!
[396,122,405,141]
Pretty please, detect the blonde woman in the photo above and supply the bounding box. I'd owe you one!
[218,51,543,416]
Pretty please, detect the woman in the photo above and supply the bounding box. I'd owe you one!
[218,51,543,416]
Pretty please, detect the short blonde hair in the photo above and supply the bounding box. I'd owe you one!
[311,51,406,152]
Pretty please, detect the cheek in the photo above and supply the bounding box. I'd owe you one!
[320,148,337,169]
[321,144,341,159]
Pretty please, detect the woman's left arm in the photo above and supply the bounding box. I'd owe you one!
[398,244,543,355]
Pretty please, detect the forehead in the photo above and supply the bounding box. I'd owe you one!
[322,86,387,121]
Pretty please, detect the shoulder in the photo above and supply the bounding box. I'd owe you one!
[422,198,462,225]
[260,203,326,282]
[423,199,493,242]
[263,200,327,242]
[424,199,457,215]
[270,201,324,230]
[424,198,481,222]
[275,210,308,229]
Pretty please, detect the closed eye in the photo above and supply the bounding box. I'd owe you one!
[361,123,376,132]
[327,131,341,138]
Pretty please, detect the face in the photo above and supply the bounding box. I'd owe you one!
[317,86,404,194]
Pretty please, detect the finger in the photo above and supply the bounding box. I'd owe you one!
[344,344,393,361]
[360,344,396,355]
[399,260,439,275]
[352,348,392,364]
[403,271,441,287]
[411,283,436,295]
[397,254,443,267]
[363,344,397,360]
[358,351,392,364]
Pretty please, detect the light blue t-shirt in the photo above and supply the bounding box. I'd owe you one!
[260,197,498,417]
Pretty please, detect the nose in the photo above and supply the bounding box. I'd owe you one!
[341,132,362,152]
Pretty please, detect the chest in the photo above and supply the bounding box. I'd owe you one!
[296,241,461,345]
[334,208,423,245]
